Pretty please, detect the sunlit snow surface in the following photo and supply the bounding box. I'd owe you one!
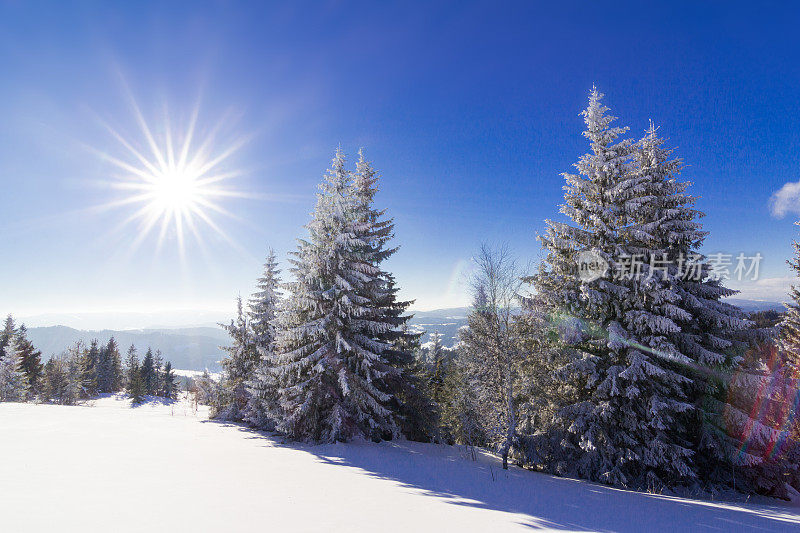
[2,395,799,532]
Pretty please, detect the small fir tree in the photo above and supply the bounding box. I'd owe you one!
[217,296,258,420]
[125,345,144,404]
[14,325,43,399]
[152,349,164,397]
[0,337,29,402]
[141,348,156,396]
[0,314,16,361]
[81,340,100,397]
[161,361,178,400]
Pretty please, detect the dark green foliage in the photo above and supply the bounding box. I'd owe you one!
[425,332,449,413]
[217,296,258,421]
[14,325,43,398]
[152,350,164,398]
[141,348,156,396]
[752,310,783,329]
[0,314,15,359]
[97,337,124,393]
[161,361,178,399]
[81,340,100,397]
[439,352,487,448]
[41,344,83,405]
[125,345,144,404]
[393,327,439,443]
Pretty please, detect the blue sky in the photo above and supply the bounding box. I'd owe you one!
[1,1,799,320]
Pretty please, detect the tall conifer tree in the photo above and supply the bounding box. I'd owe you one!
[531,89,754,489]
[532,89,689,487]
[272,149,416,442]
[245,250,282,427]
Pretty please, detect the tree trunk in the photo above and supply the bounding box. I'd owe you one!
[501,345,516,470]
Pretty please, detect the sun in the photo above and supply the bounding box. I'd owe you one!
[145,158,211,218]
[90,98,250,257]
[152,169,201,211]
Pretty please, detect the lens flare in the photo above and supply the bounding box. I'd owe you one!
[88,93,252,259]
[726,345,799,462]
[547,309,798,464]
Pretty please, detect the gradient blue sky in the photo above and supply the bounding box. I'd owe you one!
[1,1,799,320]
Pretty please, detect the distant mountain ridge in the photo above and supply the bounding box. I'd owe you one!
[407,298,787,347]
[724,298,786,313]
[408,308,469,347]
[23,299,783,371]
[26,325,229,372]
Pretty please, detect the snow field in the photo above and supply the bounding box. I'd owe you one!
[1,396,799,532]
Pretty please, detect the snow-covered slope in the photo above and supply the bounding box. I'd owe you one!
[1,397,799,532]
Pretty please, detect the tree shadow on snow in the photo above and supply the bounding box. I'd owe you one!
[87,393,179,409]
[134,395,179,407]
[200,419,800,531]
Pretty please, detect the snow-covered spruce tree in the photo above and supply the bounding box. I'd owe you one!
[714,223,800,497]
[97,337,123,393]
[271,149,416,442]
[152,349,164,398]
[141,348,156,396]
[393,323,438,442]
[161,361,178,400]
[0,336,29,402]
[716,356,800,497]
[530,88,705,489]
[0,314,17,363]
[427,331,444,366]
[419,330,450,440]
[216,296,258,420]
[439,349,487,448]
[244,249,282,428]
[41,343,85,405]
[81,339,100,397]
[63,342,85,404]
[193,369,222,407]
[630,122,762,491]
[125,345,144,404]
[424,330,467,441]
[41,358,62,403]
[352,149,419,370]
[351,150,426,440]
[779,222,800,377]
[15,325,43,399]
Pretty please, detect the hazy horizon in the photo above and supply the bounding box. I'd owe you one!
[6,303,474,331]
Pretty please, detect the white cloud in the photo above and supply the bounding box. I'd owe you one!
[725,276,794,302]
[770,179,800,218]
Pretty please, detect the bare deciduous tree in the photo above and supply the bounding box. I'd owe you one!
[460,243,528,469]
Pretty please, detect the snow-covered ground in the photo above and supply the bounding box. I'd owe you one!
[2,396,799,532]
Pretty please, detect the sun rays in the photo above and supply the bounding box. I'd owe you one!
[88,94,252,260]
